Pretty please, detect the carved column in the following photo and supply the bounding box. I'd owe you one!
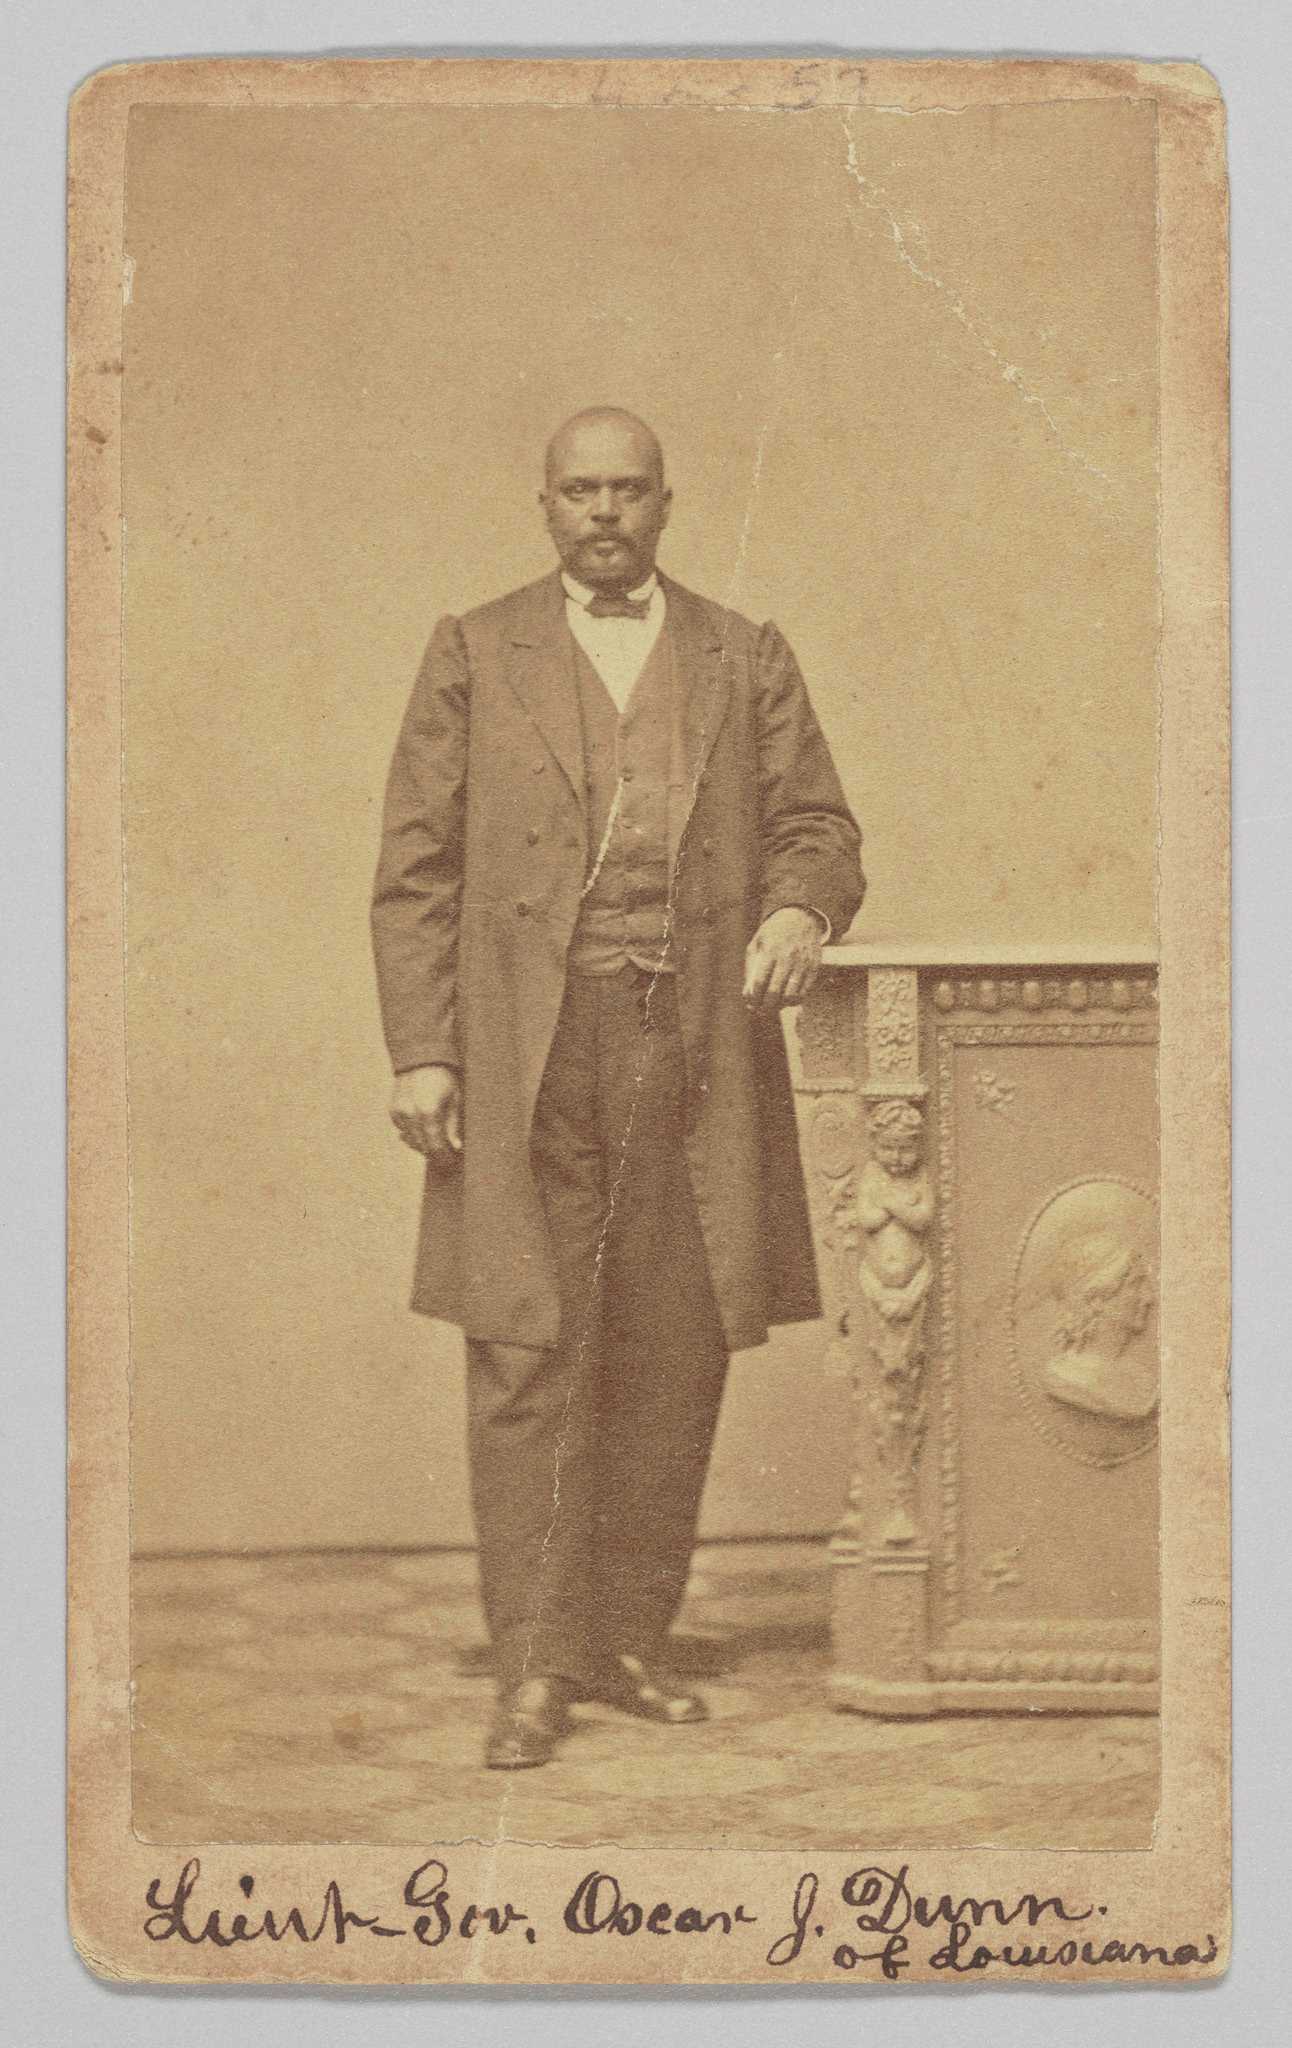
[829,966,937,1714]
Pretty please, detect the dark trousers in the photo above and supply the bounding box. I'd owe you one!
[466,966,729,1693]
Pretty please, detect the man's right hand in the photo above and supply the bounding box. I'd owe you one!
[390,1065,462,1160]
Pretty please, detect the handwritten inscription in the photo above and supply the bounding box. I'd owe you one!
[144,1859,534,1950]
[141,1857,1217,1977]
[564,1870,756,1937]
[765,1866,1218,1977]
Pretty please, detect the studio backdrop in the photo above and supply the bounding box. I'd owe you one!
[121,97,1157,1554]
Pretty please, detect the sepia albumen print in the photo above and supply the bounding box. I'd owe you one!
[67,57,1229,1985]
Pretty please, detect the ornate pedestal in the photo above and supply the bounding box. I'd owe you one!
[796,947,1160,1717]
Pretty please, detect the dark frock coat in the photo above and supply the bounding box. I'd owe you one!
[371,569,864,1352]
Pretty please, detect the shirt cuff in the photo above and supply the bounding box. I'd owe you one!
[799,905,832,943]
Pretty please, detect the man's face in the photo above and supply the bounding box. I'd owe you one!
[541,419,672,591]
[1106,1259,1153,1349]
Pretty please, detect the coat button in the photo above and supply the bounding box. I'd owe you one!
[532,758,545,775]
[703,837,715,856]
[620,766,635,783]
[516,899,530,917]
[526,827,540,845]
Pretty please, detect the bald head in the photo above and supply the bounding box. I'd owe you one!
[540,407,672,593]
[544,407,665,490]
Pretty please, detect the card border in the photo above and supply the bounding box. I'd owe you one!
[66,54,1230,1987]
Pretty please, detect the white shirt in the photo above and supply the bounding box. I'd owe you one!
[562,566,832,943]
[562,570,666,713]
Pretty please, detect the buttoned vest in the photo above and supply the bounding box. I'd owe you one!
[567,626,676,976]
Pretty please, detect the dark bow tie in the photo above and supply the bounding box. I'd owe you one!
[585,592,651,619]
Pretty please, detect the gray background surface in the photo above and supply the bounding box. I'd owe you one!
[3,1,1282,2040]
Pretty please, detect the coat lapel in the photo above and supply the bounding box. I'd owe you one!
[504,572,586,809]
[501,569,731,838]
[662,574,731,867]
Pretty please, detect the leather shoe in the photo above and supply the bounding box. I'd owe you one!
[485,1676,575,1769]
[588,1653,709,1725]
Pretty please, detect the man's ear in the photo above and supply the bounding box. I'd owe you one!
[659,487,673,530]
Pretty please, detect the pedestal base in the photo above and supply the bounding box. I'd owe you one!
[831,1673,1160,1718]
[829,1671,940,1717]
[799,955,1162,1727]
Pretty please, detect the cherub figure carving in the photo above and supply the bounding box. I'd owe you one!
[857,1099,934,1324]
[1042,1232,1158,1423]
[856,1099,935,1545]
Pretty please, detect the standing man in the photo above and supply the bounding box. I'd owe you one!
[372,408,864,1767]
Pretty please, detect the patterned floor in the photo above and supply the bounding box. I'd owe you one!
[131,1543,1158,1850]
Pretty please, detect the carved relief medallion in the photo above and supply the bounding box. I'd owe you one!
[1011,1177,1159,1468]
